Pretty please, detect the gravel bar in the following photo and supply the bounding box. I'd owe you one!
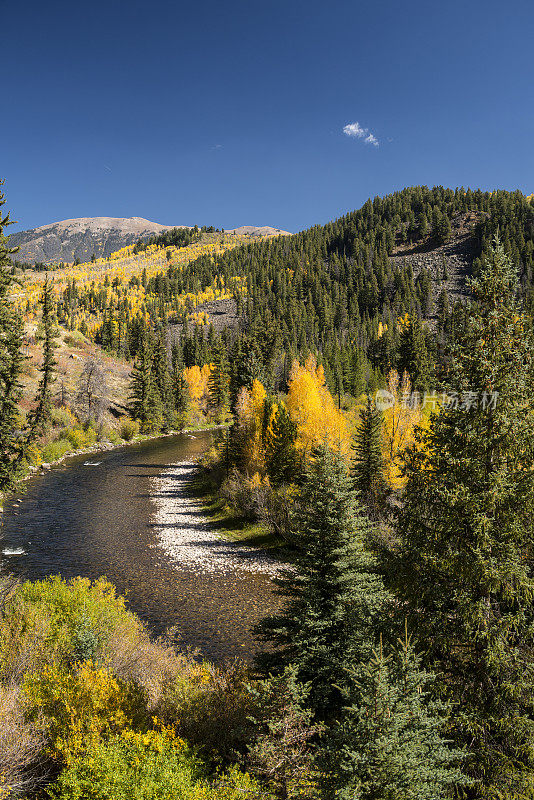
[151,461,281,575]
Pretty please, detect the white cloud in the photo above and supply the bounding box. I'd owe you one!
[343,121,379,147]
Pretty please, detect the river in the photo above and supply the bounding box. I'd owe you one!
[0,431,279,663]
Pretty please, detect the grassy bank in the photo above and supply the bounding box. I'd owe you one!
[186,467,287,553]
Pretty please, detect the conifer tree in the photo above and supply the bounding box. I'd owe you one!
[0,185,25,490]
[171,341,189,427]
[27,276,57,437]
[207,340,230,419]
[393,238,534,796]
[398,316,430,392]
[152,329,173,429]
[128,332,162,432]
[320,630,465,800]
[352,394,388,519]
[255,445,390,720]
[264,400,299,487]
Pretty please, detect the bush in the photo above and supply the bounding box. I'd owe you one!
[0,685,45,799]
[50,407,78,429]
[120,418,139,441]
[255,485,296,543]
[63,333,85,348]
[157,662,254,763]
[220,470,270,521]
[0,577,143,683]
[40,438,73,463]
[23,661,148,765]
[108,429,122,445]
[46,728,259,800]
[63,426,95,449]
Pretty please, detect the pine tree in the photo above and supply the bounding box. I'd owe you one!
[255,446,390,720]
[207,340,230,420]
[393,238,534,796]
[398,315,431,392]
[152,329,173,429]
[320,629,465,800]
[352,394,388,519]
[128,332,162,432]
[245,667,321,799]
[264,399,299,487]
[171,341,189,427]
[0,184,25,490]
[27,275,57,437]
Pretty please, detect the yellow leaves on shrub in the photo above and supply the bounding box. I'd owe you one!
[287,356,350,458]
[23,660,147,765]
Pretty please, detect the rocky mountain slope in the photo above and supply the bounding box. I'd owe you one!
[9,217,290,264]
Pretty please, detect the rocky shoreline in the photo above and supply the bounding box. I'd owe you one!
[151,461,282,576]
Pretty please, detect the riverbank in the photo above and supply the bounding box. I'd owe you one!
[0,422,227,510]
[150,461,282,575]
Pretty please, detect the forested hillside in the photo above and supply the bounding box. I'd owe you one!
[4,185,534,799]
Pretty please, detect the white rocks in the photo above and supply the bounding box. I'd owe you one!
[151,461,281,576]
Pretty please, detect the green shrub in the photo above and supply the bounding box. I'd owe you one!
[50,407,78,429]
[41,438,73,463]
[120,418,139,441]
[47,727,259,800]
[157,662,254,763]
[56,423,98,450]
[0,577,143,682]
[105,427,122,445]
[63,333,86,348]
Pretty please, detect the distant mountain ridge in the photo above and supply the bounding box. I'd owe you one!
[8,216,290,264]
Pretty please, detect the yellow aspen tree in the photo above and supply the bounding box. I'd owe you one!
[380,369,428,489]
[287,358,350,459]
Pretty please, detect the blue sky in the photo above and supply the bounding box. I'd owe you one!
[3,0,534,233]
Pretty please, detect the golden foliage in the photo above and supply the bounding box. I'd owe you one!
[380,370,429,489]
[23,660,146,765]
[287,356,350,458]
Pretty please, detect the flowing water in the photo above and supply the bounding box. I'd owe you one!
[0,432,278,663]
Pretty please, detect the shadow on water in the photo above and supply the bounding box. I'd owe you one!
[0,432,279,664]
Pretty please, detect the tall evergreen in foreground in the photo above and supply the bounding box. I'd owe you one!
[352,394,388,519]
[0,183,25,490]
[320,631,465,800]
[255,446,390,720]
[393,238,534,797]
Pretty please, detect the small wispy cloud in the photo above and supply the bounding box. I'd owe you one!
[343,121,379,147]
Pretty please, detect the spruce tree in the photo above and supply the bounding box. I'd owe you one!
[264,400,299,487]
[393,238,534,796]
[398,315,431,392]
[171,341,189,427]
[0,185,25,490]
[352,394,388,520]
[27,275,57,437]
[207,340,230,420]
[255,445,390,720]
[320,630,465,800]
[128,332,162,432]
[152,329,173,429]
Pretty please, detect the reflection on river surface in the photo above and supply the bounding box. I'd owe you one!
[0,432,279,663]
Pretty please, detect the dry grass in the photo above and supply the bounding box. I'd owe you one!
[0,686,46,799]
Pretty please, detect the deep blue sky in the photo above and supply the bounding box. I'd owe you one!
[3,0,534,234]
